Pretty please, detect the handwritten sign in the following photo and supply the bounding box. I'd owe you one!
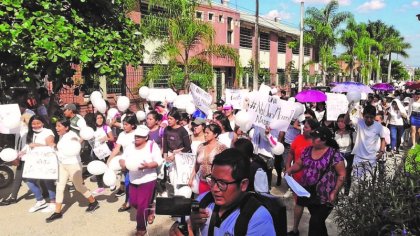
[247,93,295,131]
[174,153,196,185]
[0,104,21,134]
[225,89,248,109]
[22,150,59,180]
[326,93,349,121]
[189,83,212,115]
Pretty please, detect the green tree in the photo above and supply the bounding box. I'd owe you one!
[141,0,240,92]
[383,29,411,83]
[0,0,144,92]
[304,0,352,85]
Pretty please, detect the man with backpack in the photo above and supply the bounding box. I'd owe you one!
[169,148,277,236]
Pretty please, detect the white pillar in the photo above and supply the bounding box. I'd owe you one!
[245,73,249,89]
[99,76,107,98]
[221,71,226,92]
[275,74,279,86]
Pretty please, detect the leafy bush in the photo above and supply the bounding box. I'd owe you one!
[334,148,420,235]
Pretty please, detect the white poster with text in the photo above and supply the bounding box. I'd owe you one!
[22,150,59,180]
[326,93,349,121]
[174,153,196,185]
[190,83,212,115]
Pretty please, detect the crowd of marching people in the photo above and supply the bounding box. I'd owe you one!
[0,84,419,236]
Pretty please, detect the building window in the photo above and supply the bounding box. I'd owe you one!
[196,11,203,20]
[292,46,299,55]
[219,15,223,23]
[240,27,252,48]
[260,32,270,51]
[227,31,233,44]
[304,46,310,56]
[208,13,214,21]
[227,17,233,30]
[278,37,286,53]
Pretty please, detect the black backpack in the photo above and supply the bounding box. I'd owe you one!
[199,192,287,236]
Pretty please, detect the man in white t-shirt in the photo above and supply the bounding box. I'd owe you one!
[346,104,386,179]
[63,103,86,136]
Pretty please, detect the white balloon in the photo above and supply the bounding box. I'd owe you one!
[288,97,296,102]
[186,103,196,115]
[3,118,20,129]
[125,156,142,171]
[293,103,305,119]
[239,122,252,132]
[90,91,102,103]
[360,92,368,100]
[117,96,130,112]
[136,111,146,122]
[269,120,289,130]
[103,169,117,187]
[87,160,108,175]
[139,86,150,99]
[347,91,362,103]
[57,140,81,156]
[107,108,119,120]
[165,91,177,103]
[108,155,123,171]
[94,99,107,114]
[235,110,251,127]
[272,143,285,155]
[80,127,94,140]
[176,186,192,198]
[0,148,18,162]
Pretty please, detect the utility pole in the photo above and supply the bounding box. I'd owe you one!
[298,1,304,92]
[253,0,259,91]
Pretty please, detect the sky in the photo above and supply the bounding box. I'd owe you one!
[227,0,420,68]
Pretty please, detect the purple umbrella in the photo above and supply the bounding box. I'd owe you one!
[331,81,374,93]
[371,83,394,91]
[295,90,327,103]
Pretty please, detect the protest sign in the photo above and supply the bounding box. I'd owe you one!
[225,89,248,109]
[22,150,59,180]
[189,83,212,115]
[326,93,349,121]
[174,153,196,185]
[247,92,295,131]
[0,104,21,134]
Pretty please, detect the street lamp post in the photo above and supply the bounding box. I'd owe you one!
[297,1,304,92]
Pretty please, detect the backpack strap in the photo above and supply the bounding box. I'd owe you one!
[198,191,214,209]
[234,193,262,236]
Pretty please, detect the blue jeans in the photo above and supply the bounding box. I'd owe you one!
[389,125,404,150]
[26,179,56,201]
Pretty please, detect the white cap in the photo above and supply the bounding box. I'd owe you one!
[403,97,411,103]
[134,125,150,137]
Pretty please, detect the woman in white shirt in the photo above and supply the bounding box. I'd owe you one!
[334,114,354,195]
[409,92,420,147]
[214,114,237,148]
[190,118,206,155]
[388,99,407,153]
[91,112,115,195]
[46,118,98,223]
[21,116,56,213]
[119,125,162,236]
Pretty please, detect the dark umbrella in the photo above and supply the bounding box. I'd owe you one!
[408,82,420,90]
[295,90,327,103]
[371,83,394,91]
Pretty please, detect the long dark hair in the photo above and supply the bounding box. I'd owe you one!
[26,115,47,144]
[215,114,233,132]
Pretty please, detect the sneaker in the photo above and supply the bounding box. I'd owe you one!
[92,188,105,196]
[0,197,17,206]
[29,200,47,213]
[86,200,99,212]
[287,230,300,236]
[115,189,125,197]
[41,203,56,213]
[46,212,62,223]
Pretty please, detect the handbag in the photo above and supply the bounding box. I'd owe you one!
[297,149,336,207]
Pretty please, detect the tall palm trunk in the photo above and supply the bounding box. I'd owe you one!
[367,47,372,82]
[376,54,381,82]
[387,52,392,83]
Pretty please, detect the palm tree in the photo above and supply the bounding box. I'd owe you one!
[383,30,411,83]
[339,17,359,81]
[141,0,240,92]
[305,0,352,85]
[367,20,390,82]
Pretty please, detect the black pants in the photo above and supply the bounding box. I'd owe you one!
[307,204,333,236]
[10,161,24,199]
[273,154,283,185]
[343,152,354,194]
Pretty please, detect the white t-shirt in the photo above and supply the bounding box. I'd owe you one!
[335,131,352,154]
[125,141,163,185]
[377,126,390,150]
[57,131,81,165]
[116,130,135,151]
[31,128,54,146]
[94,126,108,147]
[352,118,385,161]
[218,132,234,148]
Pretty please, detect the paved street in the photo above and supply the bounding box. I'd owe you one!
[0,170,339,236]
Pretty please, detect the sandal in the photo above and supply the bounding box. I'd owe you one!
[118,203,131,212]
[147,213,155,224]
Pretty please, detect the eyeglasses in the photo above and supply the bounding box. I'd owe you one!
[205,175,242,192]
